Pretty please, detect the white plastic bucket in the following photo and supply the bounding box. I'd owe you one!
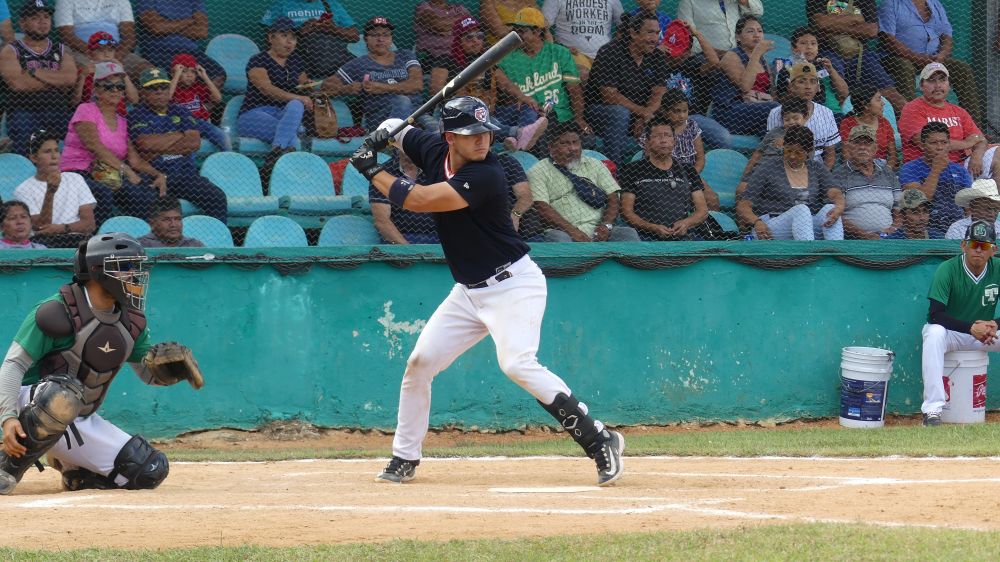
[840,347,894,428]
[941,351,989,424]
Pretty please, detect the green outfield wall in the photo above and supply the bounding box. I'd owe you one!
[0,242,991,438]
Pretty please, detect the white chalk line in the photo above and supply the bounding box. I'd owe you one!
[173,455,1000,466]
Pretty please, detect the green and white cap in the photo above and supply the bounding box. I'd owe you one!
[964,220,996,243]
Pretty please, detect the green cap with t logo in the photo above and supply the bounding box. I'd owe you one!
[965,220,996,243]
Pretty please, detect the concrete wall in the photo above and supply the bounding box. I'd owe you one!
[0,246,991,438]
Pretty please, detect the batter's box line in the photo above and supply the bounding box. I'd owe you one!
[171,455,1000,466]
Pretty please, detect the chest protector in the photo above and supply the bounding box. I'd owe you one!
[34,284,146,417]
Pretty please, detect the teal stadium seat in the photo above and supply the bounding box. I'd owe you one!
[582,149,609,161]
[199,152,280,220]
[0,154,37,201]
[196,138,218,159]
[98,216,151,238]
[243,215,308,247]
[310,98,366,157]
[270,152,353,220]
[708,211,739,233]
[206,34,259,94]
[702,149,748,212]
[505,151,540,171]
[318,215,380,246]
[765,34,793,66]
[342,153,391,212]
[730,135,762,153]
[841,96,902,150]
[183,215,234,247]
[221,95,301,156]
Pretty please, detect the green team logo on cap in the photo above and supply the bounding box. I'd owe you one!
[976,224,988,237]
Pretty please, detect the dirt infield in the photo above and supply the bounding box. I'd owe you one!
[3,455,1000,550]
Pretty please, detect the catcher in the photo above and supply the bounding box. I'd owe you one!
[0,232,204,494]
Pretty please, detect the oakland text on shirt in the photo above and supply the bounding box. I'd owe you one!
[514,63,564,96]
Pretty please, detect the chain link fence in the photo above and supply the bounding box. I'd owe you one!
[0,0,987,260]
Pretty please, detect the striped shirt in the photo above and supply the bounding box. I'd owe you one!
[767,101,841,162]
[833,160,902,233]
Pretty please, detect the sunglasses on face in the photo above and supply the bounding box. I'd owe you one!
[144,83,170,91]
[784,148,808,158]
[93,38,117,47]
[97,82,126,91]
[462,31,485,41]
[969,241,994,251]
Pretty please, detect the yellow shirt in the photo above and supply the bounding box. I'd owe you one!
[527,156,619,235]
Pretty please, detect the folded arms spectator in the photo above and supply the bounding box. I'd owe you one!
[13,128,95,247]
[710,15,780,137]
[944,179,1000,240]
[61,62,168,224]
[527,120,640,242]
[239,17,313,186]
[55,0,153,80]
[137,196,205,248]
[128,68,228,223]
[620,115,708,241]
[0,201,46,249]
[260,0,359,79]
[136,0,226,90]
[738,125,846,240]
[879,0,979,128]
[0,0,77,157]
[898,121,973,232]
[835,124,903,240]
[584,11,669,164]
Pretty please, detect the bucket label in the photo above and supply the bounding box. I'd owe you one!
[840,378,888,422]
[974,374,987,410]
[943,376,951,403]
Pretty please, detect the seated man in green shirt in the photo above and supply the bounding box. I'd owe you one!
[922,220,1000,426]
[0,232,203,494]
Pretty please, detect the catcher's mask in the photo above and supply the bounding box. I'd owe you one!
[73,233,150,311]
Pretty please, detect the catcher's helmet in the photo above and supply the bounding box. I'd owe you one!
[439,96,501,135]
[73,233,150,311]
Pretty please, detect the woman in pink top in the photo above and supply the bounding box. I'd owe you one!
[413,0,471,58]
[63,62,166,227]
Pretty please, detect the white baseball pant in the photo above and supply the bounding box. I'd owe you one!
[921,323,1000,413]
[18,386,132,486]
[392,255,600,461]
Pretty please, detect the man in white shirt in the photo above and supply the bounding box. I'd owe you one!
[766,62,839,169]
[945,179,1000,240]
[677,0,763,56]
[541,0,623,84]
[55,0,152,78]
[13,129,95,248]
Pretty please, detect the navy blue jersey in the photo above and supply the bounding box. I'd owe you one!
[400,128,529,284]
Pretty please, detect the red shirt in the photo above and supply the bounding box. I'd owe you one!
[78,69,127,116]
[839,115,894,162]
[897,97,980,163]
[171,82,212,121]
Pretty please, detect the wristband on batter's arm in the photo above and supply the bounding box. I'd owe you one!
[388,176,415,208]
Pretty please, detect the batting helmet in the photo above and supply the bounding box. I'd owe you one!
[439,96,501,135]
[73,233,150,311]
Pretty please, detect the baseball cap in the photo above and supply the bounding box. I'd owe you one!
[660,20,690,57]
[87,31,117,51]
[139,67,171,88]
[453,16,481,37]
[848,123,877,143]
[965,220,996,243]
[899,188,932,211]
[510,8,545,28]
[920,62,949,81]
[789,62,817,83]
[172,53,198,69]
[25,128,59,155]
[19,0,53,18]
[268,16,296,32]
[364,17,395,34]
[93,61,125,81]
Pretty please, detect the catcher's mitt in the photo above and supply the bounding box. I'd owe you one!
[143,342,205,390]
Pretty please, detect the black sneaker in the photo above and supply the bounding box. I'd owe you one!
[591,430,625,486]
[922,412,943,427]
[375,456,418,483]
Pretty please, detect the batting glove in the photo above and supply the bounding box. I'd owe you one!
[350,142,384,182]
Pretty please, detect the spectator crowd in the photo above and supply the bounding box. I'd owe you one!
[0,0,994,249]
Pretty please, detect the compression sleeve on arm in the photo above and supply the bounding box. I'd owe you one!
[0,342,33,422]
[928,299,974,334]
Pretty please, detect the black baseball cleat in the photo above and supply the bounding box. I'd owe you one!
[375,456,419,483]
[922,412,943,427]
[591,430,625,486]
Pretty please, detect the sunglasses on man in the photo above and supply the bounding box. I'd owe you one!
[968,241,994,251]
[462,31,485,41]
[143,83,170,91]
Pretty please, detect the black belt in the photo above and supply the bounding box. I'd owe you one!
[465,269,512,289]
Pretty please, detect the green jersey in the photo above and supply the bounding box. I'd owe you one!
[14,293,152,386]
[498,42,580,122]
[926,256,1000,323]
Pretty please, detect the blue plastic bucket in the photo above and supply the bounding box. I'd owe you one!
[839,347,894,428]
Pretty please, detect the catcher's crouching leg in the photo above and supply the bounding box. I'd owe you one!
[63,435,168,491]
[0,375,86,495]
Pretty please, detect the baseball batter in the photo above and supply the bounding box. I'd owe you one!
[0,232,204,494]
[350,96,625,486]
[921,220,1000,426]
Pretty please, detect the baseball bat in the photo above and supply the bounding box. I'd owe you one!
[385,31,524,139]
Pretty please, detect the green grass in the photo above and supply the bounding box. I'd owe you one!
[163,422,1000,462]
[2,524,998,561]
